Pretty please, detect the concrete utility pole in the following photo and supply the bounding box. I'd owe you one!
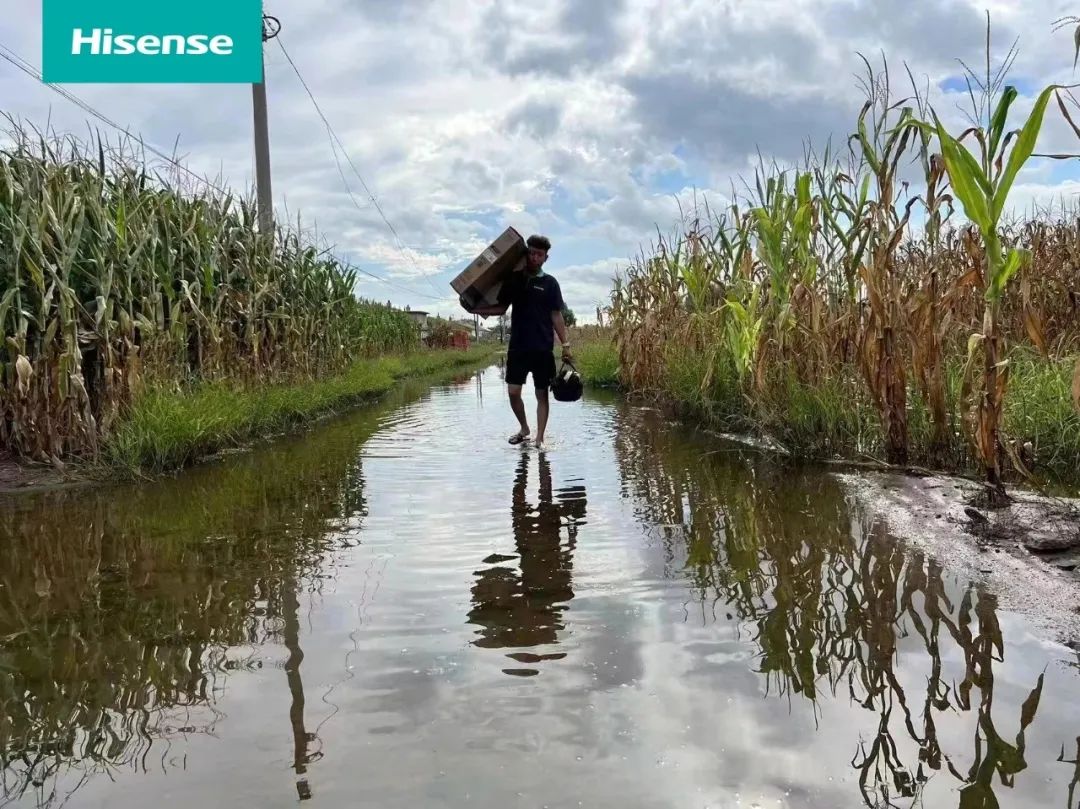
[253,12,281,236]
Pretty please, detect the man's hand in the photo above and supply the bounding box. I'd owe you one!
[561,344,573,363]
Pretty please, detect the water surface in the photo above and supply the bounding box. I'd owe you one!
[1,364,1078,808]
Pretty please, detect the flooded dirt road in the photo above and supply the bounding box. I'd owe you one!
[2,364,1078,808]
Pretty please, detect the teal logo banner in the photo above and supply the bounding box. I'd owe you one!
[42,0,263,83]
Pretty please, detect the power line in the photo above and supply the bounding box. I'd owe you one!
[0,38,444,305]
[344,259,448,301]
[274,34,447,300]
[0,42,236,198]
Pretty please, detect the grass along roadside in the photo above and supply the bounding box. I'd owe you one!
[102,347,497,479]
[568,325,620,388]
[573,338,621,388]
[568,332,1080,491]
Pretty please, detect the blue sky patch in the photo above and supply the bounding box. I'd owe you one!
[939,75,1039,96]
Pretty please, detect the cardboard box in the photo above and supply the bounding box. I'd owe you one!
[451,226,527,314]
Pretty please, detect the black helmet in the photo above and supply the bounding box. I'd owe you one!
[551,361,583,402]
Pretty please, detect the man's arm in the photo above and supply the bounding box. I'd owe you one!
[462,271,519,317]
[550,278,571,360]
[552,309,571,359]
[489,269,525,314]
[471,303,508,317]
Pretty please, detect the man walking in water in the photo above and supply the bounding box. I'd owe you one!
[473,234,572,449]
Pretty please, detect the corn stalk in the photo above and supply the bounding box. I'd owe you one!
[907,67,959,464]
[852,56,918,466]
[918,83,1068,503]
[748,168,819,389]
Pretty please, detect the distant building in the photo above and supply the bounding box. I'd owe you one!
[406,310,430,343]
[453,317,498,342]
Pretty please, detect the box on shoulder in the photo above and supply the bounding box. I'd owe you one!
[451,227,527,314]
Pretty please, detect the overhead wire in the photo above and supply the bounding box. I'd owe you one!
[0,41,235,197]
[273,33,448,301]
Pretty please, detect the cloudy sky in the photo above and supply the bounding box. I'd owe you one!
[3,1,1080,322]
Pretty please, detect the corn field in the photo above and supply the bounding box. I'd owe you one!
[607,55,1080,496]
[0,119,417,463]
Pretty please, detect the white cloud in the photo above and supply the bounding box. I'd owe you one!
[1003,179,1080,218]
[555,258,633,323]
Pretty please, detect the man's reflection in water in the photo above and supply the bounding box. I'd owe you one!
[468,451,586,675]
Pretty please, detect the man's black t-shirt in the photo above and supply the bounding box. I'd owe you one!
[497,270,564,352]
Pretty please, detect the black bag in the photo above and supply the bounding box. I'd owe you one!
[551,360,583,402]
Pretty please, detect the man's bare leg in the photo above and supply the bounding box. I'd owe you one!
[535,387,550,447]
[508,384,530,443]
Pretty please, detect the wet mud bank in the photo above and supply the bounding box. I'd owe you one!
[694,424,1080,645]
[837,470,1080,644]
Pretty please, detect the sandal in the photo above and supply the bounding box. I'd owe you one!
[508,431,530,445]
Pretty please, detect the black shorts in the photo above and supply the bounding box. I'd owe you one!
[505,349,556,389]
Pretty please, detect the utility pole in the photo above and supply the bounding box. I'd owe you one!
[253,12,280,237]
[474,313,479,343]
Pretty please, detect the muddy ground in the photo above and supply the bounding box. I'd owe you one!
[837,470,1080,646]
[0,452,79,494]
[698,427,1080,645]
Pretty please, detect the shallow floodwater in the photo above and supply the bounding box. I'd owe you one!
[1,364,1078,809]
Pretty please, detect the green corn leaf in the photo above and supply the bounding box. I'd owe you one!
[0,287,17,330]
[992,85,1063,222]
[725,299,748,325]
[795,171,812,206]
[950,133,994,199]
[819,196,847,244]
[988,247,1029,301]
[857,102,881,174]
[858,173,871,207]
[115,196,127,247]
[25,257,45,294]
[43,316,59,349]
[933,116,992,232]
[988,86,1018,163]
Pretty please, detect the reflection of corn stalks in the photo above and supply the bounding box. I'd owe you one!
[1057,736,1079,809]
[612,407,1063,808]
[0,403,378,805]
